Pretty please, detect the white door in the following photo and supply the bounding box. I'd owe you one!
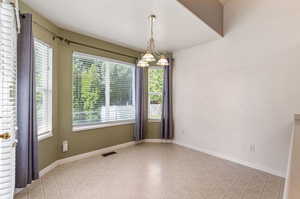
[0,1,17,199]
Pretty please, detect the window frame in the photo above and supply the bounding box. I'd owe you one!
[34,38,53,141]
[148,66,164,122]
[71,51,136,132]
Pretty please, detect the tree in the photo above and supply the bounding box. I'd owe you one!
[109,63,133,106]
[149,68,164,104]
[72,57,105,123]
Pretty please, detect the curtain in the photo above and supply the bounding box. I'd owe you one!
[161,58,174,139]
[16,13,39,188]
[134,66,147,141]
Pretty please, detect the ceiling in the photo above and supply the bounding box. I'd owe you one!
[23,0,221,52]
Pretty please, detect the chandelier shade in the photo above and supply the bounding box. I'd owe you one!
[142,52,156,62]
[157,55,169,66]
[137,59,149,67]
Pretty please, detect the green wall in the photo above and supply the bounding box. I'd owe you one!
[57,41,137,159]
[20,2,162,170]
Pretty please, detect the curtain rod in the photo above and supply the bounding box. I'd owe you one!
[31,20,138,60]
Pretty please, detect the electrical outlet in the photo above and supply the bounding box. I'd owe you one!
[62,140,68,152]
[250,144,256,152]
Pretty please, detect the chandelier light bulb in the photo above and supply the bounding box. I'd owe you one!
[137,59,149,67]
[142,52,156,62]
[157,55,169,66]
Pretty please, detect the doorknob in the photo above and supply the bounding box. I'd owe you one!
[0,133,11,140]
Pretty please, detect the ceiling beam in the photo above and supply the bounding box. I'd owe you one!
[177,0,223,36]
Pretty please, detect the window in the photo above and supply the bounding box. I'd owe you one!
[148,67,164,120]
[72,52,135,129]
[34,39,53,140]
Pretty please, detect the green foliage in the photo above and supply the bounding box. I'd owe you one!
[72,57,105,123]
[109,63,133,106]
[72,56,134,124]
[149,68,164,104]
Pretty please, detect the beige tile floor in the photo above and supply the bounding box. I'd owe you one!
[15,143,285,199]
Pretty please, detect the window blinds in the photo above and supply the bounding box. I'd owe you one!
[72,52,135,126]
[0,1,17,199]
[34,39,52,139]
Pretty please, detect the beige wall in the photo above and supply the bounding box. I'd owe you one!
[20,2,161,170]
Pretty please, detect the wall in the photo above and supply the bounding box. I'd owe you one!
[56,33,137,159]
[177,0,223,36]
[173,0,300,177]
[20,2,162,170]
[284,115,300,199]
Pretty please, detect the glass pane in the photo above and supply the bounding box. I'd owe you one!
[148,68,164,119]
[72,54,105,125]
[34,39,52,135]
[72,53,135,126]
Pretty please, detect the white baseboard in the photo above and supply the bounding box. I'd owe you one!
[39,160,60,177]
[143,139,173,143]
[57,141,137,165]
[39,141,137,177]
[39,139,170,178]
[173,141,286,178]
[14,188,24,195]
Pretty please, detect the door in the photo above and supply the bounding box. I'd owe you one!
[0,1,18,198]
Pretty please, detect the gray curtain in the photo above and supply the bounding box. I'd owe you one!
[16,13,39,188]
[134,66,146,141]
[161,58,174,139]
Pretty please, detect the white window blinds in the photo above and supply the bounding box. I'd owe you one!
[34,39,53,140]
[148,67,164,120]
[0,1,17,199]
[72,52,135,127]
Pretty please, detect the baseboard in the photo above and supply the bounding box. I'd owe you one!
[39,141,137,177]
[57,141,137,165]
[143,139,173,143]
[39,160,60,177]
[14,188,24,195]
[38,139,170,178]
[173,141,286,178]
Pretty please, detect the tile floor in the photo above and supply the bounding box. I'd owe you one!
[15,143,285,199]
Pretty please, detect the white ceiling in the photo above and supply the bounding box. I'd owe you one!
[23,0,220,52]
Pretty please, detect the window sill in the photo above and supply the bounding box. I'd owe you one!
[73,121,135,132]
[38,130,53,142]
[148,119,161,123]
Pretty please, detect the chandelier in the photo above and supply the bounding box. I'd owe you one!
[137,15,169,67]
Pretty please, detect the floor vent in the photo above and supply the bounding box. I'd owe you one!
[102,151,117,157]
